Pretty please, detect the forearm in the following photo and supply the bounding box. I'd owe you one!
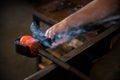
[63,0,119,28]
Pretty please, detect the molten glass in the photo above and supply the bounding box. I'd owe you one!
[20,35,40,55]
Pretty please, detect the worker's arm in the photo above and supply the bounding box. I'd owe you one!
[45,0,119,46]
[64,0,119,28]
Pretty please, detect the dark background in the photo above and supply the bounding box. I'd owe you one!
[0,0,37,80]
[0,0,120,80]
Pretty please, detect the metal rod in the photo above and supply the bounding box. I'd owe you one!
[24,64,56,80]
[37,49,91,80]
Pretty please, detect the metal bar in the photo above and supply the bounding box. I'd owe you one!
[24,64,56,80]
[33,11,56,26]
[38,49,90,80]
[24,49,90,80]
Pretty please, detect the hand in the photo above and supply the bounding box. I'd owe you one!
[45,21,69,39]
[45,21,70,47]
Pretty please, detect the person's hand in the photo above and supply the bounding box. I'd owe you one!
[45,21,70,47]
[45,21,69,39]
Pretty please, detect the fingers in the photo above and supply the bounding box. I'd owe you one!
[45,27,55,39]
[45,22,68,40]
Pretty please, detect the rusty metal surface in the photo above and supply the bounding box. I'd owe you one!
[33,0,92,22]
